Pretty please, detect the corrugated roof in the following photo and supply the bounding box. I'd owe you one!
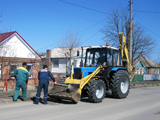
[133,56,160,68]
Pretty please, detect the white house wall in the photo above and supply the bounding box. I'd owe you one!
[50,47,87,74]
[0,34,39,59]
[51,59,66,73]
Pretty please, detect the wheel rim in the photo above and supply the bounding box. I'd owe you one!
[96,85,104,99]
[121,78,129,94]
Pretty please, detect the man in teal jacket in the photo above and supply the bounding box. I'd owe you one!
[13,62,29,101]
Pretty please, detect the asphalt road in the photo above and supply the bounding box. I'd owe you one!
[0,86,160,120]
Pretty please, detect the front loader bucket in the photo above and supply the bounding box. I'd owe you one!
[48,83,81,103]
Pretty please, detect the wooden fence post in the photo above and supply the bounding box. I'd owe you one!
[35,75,37,89]
[5,75,8,91]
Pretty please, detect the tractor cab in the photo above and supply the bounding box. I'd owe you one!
[84,46,121,67]
[74,46,126,79]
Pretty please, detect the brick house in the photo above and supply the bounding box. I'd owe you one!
[133,56,160,75]
[0,31,41,90]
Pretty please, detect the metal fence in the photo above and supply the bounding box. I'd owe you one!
[143,74,160,81]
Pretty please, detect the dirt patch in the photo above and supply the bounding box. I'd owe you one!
[0,89,37,104]
[131,80,160,88]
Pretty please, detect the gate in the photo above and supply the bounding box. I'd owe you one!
[132,75,143,82]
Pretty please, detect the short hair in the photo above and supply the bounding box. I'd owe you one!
[43,65,48,69]
[22,62,27,66]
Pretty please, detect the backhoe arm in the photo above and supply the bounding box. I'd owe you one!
[119,32,135,81]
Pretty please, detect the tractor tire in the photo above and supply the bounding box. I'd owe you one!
[87,80,106,103]
[57,78,66,84]
[110,70,130,98]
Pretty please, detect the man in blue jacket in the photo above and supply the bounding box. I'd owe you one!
[13,62,29,101]
[34,65,56,104]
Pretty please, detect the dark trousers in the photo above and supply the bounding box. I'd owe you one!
[35,81,49,104]
[13,81,27,101]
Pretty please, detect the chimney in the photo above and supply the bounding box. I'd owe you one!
[46,49,51,71]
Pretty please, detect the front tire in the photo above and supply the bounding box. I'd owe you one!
[110,70,130,98]
[87,80,106,103]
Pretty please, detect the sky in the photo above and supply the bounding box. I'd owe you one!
[0,0,159,61]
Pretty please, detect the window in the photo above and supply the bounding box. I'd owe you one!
[153,69,156,74]
[86,51,94,67]
[140,69,142,75]
[72,60,77,66]
[52,59,59,68]
[113,51,121,66]
[137,69,139,74]
[156,69,159,74]
[85,49,106,67]
[107,51,112,66]
[10,63,18,75]
[27,64,33,77]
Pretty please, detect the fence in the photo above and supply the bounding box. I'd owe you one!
[0,74,61,91]
[132,74,160,82]
[143,74,160,81]
[132,75,143,82]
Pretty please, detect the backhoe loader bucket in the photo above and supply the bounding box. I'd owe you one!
[48,83,81,103]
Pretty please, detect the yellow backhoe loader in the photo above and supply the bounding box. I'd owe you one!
[48,33,134,103]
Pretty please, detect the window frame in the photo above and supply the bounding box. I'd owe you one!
[51,59,59,68]
[27,63,33,78]
[10,63,19,75]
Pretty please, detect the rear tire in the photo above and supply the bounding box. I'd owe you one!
[110,70,130,98]
[87,80,106,103]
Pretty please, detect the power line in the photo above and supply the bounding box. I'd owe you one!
[133,1,160,27]
[25,0,98,23]
[36,19,106,51]
[57,0,110,15]
[136,21,160,37]
[82,30,101,44]
[135,10,160,13]
[79,19,105,33]
[135,14,159,31]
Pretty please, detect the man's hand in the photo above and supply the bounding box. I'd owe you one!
[54,82,57,84]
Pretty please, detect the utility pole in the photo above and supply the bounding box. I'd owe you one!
[129,0,133,64]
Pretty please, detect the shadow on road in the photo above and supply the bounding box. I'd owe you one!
[30,97,77,105]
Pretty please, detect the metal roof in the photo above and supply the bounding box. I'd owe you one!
[133,56,160,68]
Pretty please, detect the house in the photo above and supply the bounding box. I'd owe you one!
[45,47,88,76]
[0,31,41,89]
[133,56,160,75]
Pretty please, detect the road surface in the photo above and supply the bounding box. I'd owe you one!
[0,86,160,120]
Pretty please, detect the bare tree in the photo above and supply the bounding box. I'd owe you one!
[58,31,81,74]
[101,9,154,63]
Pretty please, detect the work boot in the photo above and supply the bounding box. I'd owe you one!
[13,96,17,102]
[13,99,17,102]
[44,98,47,104]
[34,97,39,104]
